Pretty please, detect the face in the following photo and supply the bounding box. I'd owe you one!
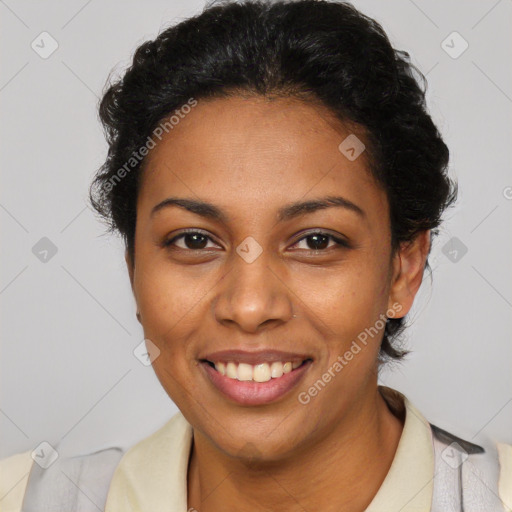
[127,95,427,461]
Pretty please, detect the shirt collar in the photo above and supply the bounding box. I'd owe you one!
[365,386,434,511]
[105,386,434,512]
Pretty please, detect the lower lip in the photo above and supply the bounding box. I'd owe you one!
[200,361,312,406]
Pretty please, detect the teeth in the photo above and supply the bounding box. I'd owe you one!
[213,360,304,382]
[237,363,253,381]
[216,362,226,375]
[270,361,283,378]
[253,363,271,382]
[226,362,237,379]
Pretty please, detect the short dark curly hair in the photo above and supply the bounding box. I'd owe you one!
[89,0,457,362]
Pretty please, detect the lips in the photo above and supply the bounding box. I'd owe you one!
[213,360,302,382]
[199,349,313,405]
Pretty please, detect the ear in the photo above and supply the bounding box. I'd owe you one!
[387,230,431,318]
[124,250,142,325]
[125,249,142,325]
[125,249,135,291]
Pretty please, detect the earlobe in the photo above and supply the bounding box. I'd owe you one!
[387,231,431,318]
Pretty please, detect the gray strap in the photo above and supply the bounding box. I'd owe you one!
[430,423,505,512]
[461,436,504,511]
[21,447,124,512]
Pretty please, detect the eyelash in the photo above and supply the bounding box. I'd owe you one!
[162,229,350,252]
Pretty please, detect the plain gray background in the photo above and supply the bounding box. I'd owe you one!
[1,0,511,460]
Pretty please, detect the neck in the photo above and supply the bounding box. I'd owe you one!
[187,386,404,512]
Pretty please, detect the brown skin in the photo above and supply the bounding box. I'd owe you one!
[126,95,430,511]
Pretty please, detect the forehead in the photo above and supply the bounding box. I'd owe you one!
[137,95,386,221]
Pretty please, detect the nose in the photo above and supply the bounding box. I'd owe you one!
[212,248,295,333]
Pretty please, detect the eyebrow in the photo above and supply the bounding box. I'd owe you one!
[150,195,365,223]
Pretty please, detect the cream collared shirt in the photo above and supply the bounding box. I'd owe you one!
[103,386,511,511]
[1,387,511,512]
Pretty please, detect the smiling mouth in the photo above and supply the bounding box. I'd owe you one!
[203,359,312,383]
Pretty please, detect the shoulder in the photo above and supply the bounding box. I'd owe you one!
[105,412,193,511]
[429,423,512,511]
[496,441,512,510]
[0,414,189,512]
[0,449,34,512]
[0,446,124,512]
[392,386,512,510]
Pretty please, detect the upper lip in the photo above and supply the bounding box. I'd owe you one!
[200,349,313,365]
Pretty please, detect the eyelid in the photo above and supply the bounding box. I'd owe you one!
[289,230,351,250]
[163,228,351,251]
[163,228,222,249]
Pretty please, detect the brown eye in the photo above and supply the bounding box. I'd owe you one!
[305,233,330,250]
[291,231,350,252]
[180,233,209,249]
[163,231,218,250]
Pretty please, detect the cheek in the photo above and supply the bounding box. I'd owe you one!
[135,255,208,335]
[133,262,211,389]
[303,259,390,333]
[135,261,203,407]
[297,253,391,375]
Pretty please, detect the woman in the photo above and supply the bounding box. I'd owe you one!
[1,0,511,511]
